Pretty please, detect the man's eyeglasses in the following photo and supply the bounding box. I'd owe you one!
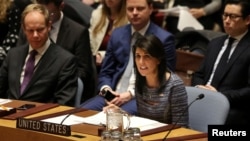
[222,13,243,20]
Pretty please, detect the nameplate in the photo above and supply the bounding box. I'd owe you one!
[16,118,71,136]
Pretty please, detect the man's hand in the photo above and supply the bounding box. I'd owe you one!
[196,84,218,92]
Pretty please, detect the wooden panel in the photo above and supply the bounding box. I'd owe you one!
[176,50,204,86]
[0,100,207,141]
[3,103,59,120]
[176,50,204,73]
[0,126,73,141]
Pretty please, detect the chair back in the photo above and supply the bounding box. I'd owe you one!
[185,86,230,132]
[75,78,84,107]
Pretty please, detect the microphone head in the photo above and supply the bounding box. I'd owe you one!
[198,94,205,100]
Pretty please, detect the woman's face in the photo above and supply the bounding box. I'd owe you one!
[135,48,160,77]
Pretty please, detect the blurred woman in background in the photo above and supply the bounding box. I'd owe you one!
[89,0,128,73]
[0,0,31,65]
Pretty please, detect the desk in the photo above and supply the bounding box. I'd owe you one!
[0,100,207,141]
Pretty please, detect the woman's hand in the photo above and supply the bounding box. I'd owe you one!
[95,53,103,66]
[103,101,119,113]
[189,8,206,19]
[109,91,132,106]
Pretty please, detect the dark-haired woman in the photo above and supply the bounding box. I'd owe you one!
[133,34,188,127]
[104,33,189,127]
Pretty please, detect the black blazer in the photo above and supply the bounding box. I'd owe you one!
[0,43,77,106]
[17,16,97,103]
[192,31,250,125]
[57,16,97,102]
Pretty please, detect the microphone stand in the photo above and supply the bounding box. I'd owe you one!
[60,108,85,124]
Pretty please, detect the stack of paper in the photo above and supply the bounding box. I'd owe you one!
[0,98,12,105]
[42,111,168,132]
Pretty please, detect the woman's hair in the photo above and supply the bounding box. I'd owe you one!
[21,3,50,29]
[93,0,128,36]
[0,0,12,23]
[133,33,168,94]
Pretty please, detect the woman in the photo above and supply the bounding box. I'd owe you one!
[132,33,188,127]
[104,33,189,127]
[0,0,31,65]
[0,0,20,64]
[89,0,128,72]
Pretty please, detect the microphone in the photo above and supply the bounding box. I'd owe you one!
[162,93,205,141]
[60,114,71,125]
[60,108,85,124]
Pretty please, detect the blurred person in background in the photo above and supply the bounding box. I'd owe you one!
[89,0,128,73]
[164,0,222,34]
[82,0,101,8]
[0,0,32,66]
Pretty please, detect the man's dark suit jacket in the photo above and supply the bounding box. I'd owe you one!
[98,22,176,91]
[192,31,250,125]
[63,0,93,27]
[17,16,97,103]
[0,43,77,106]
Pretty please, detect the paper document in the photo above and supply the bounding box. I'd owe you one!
[84,112,168,131]
[178,9,204,31]
[42,111,168,132]
[158,6,189,17]
[158,6,204,31]
[0,98,12,105]
[42,114,86,125]
[0,106,14,111]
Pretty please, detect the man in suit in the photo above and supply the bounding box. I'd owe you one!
[0,3,77,106]
[192,0,250,125]
[17,0,97,103]
[81,0,176,114]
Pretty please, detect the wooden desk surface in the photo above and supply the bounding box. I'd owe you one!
[0,99,208,141]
